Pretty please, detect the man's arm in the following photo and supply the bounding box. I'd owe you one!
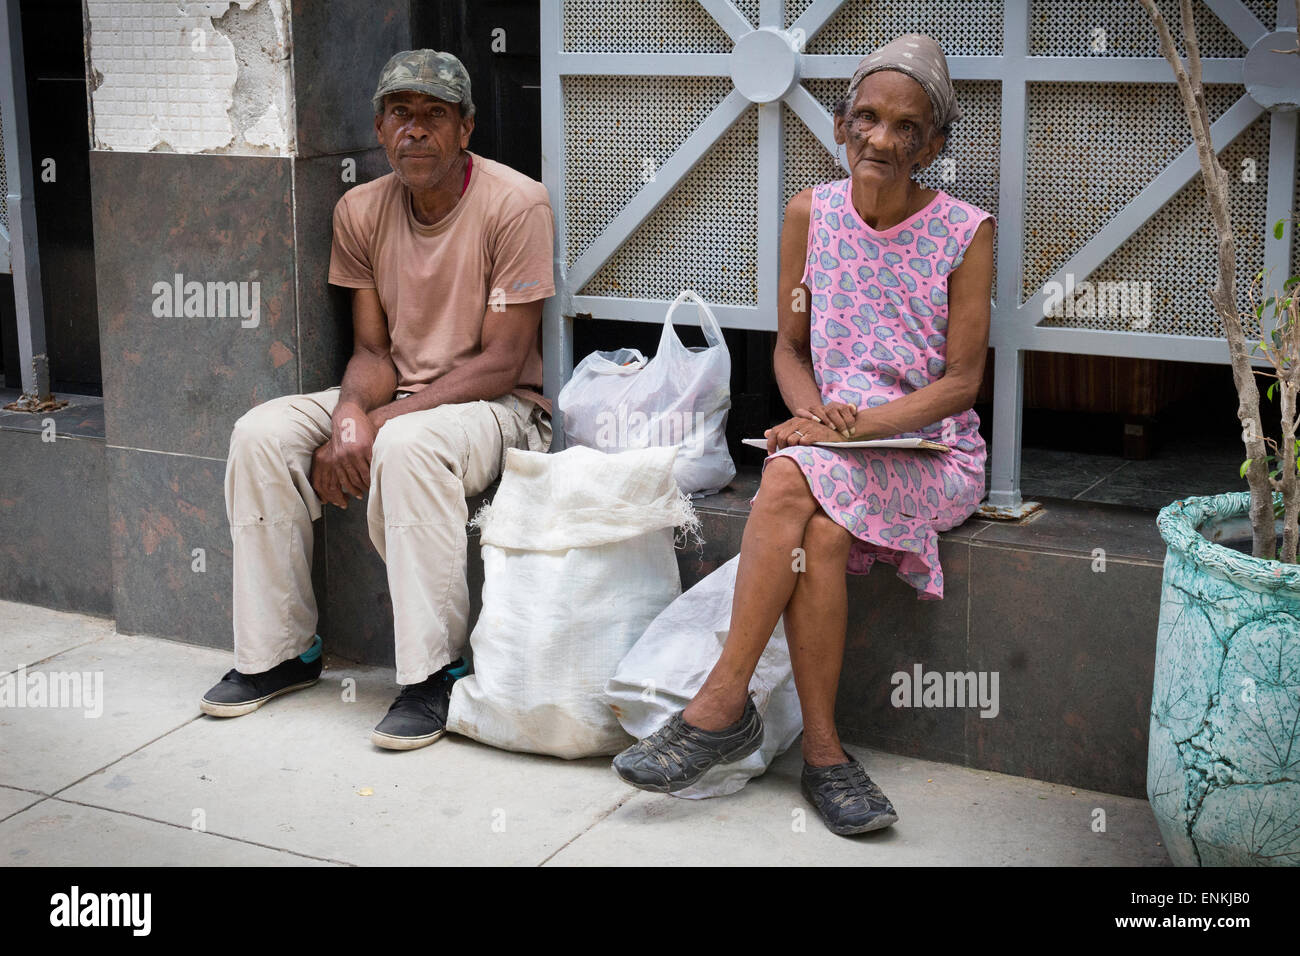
[367,298,544,428]
[338,287,398,414]
[310,288,397,507]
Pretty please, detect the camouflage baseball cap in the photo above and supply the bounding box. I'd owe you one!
[372,49,475,118]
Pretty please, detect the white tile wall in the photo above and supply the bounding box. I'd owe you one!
[86,0,292,155]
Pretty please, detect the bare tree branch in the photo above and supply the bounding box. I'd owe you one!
[1138,0,1279,559]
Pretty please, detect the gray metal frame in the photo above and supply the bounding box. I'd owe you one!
[541,0,1296,506]
[1,0,50,401]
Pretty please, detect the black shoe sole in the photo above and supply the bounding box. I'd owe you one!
[801,778,899,835]
[199,677,320,718]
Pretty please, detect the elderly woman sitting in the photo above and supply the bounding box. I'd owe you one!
[612,34,995,837]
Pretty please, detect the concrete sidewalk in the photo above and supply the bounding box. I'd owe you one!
[0,599,1170,866]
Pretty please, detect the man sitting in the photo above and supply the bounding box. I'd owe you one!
[199,49,556,751]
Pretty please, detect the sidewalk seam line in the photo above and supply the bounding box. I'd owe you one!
[48,714,205,798]
[0,794,51,826]
[49,795,354,865]
[537,791,636,867]
[0,636,107,678]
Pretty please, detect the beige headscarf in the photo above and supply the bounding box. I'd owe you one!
[848,34,962,130]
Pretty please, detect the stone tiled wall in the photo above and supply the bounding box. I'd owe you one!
[87,2,409,648]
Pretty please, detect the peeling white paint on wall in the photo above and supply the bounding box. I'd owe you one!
[85,0,294,155]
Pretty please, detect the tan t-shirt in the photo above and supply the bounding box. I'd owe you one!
[328,151,555,415]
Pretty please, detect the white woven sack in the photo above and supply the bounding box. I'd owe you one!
[447,444,698,759]
[604,553,803,798]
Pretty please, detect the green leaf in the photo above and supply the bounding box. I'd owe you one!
[1286,276,1300,290]
[1268,382,1278,400]
[1276,220,1287,240]
[1240,458,1253,477]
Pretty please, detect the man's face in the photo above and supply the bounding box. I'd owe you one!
[375,90,474,191]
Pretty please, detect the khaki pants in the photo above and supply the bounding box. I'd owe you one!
[224,387,551,684]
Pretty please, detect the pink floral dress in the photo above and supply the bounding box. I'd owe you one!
[758,179,994,600]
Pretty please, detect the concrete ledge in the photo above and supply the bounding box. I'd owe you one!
[0,397,112,616]
[0,413,1167,800]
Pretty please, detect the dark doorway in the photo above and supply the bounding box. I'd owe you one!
[1,0,101,395]
[411,0,542,180]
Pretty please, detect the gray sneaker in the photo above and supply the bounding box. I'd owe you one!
[612,694,764,793]
[801,753,899,835]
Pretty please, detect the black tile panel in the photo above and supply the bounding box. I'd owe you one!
[91,151,298,459]
[290,0,411,158]
[293,149,394,394]
[966,546,1161,798]
[0,430,112,615]
[106,447,232,648]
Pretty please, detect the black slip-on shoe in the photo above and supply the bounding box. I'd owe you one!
[200,636,323,717]
[801,752,899,835]
[370,658,468,751]
[612,694,764,793]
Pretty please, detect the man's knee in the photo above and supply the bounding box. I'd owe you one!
[229,400,293,456]
[372,407,465,480]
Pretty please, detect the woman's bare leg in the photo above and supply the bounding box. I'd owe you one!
[682,456,818,730]
[783,511,853,766]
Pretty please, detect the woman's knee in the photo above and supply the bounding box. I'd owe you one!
[802,510,852,562]
[755,456,818,520]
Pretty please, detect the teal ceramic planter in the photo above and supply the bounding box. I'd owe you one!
[1149,491,1300,866]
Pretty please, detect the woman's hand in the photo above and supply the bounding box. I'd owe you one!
[765,417,848,454]
[794,401,858,438]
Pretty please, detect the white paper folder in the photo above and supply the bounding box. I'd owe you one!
[742,437,950,453]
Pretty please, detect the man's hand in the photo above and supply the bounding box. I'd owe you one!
[311,401,378,508]
[794,401,858,438]
[765,417,845,454]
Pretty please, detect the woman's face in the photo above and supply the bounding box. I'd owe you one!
[834,71,944,187]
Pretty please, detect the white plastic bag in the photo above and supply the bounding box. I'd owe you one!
[604,554,803,798]
[557,289,736,497]
[447,444,698,759]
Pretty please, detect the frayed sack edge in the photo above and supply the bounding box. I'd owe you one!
[470,488,703,553]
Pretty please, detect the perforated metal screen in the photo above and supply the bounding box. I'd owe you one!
[584,110,759,304]
[801,0,1004,54]
[1029,0,1248,56]
[563,0,733,52]
[1044,113,1271,339]
[1023,82,1246,318]
[563,75,734,271]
